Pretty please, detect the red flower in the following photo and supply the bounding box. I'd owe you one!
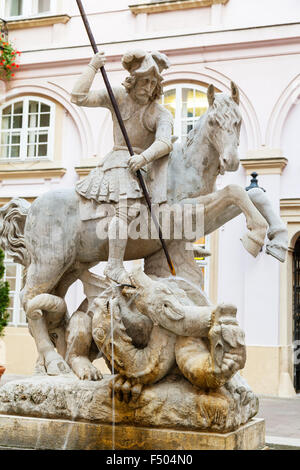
[11,74,15,77]
[16,65,19,68]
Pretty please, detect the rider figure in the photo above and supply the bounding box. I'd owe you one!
[71,49,173,285]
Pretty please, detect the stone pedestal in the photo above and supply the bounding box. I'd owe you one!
[0,374,265,449]
[0,415,265,450]
[0,374,258,432]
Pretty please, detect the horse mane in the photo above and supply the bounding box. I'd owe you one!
[182,93,241,156]
[183,114,206,153]
[209,94,241,130]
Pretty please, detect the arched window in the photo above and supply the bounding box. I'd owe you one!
[161,83,210,294]
[0,97,55,161]
[160,83,209,143]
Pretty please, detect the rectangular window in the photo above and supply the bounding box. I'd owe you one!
[3,0,53,18]
[5,0,23,17]
[3,254,26,326]
[38,0,51,13]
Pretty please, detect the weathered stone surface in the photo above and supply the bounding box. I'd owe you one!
[0,374,258,433]
[0,414,265,450]
[0,50,286,442]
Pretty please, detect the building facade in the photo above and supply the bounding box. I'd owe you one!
[0,0,300,396]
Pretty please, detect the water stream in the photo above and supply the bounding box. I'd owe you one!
[110,300,115,450]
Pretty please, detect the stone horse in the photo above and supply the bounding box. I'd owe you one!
[0,82,287,377]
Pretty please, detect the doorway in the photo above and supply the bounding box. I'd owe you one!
[293,237,300,392]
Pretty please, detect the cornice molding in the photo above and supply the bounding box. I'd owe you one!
[280,199,300,209]
[0,167,66,179]
[240,157,288,175]
[129,0,228,14]
[6,14,70,30]
[280,198,300,219]
[17,25,300,72]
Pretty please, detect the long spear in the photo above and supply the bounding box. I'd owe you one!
[76,0,176,276]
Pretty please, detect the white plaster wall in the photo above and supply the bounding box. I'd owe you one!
[281,100,300,199]
[2,0,300,352]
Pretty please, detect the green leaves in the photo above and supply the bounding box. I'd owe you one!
[0,249,10,337]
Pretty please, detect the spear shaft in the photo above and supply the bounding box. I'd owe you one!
[76,0,176,276]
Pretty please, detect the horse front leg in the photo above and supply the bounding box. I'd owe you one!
[200,184,268,257]
[247,187,288,262]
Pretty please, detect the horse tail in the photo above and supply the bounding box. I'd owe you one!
[26,294,67,321]
[0,198,31,267]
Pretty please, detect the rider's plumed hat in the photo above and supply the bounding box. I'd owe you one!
[122,49,170,79]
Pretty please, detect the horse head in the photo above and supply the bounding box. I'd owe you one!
[205,81,242,175]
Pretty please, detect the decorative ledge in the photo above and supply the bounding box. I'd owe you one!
[240,157,288,175]
[7,14,70,30]
[129,0,228,14]
[280,198,300,209]
[0,165,66,179]
[280,199,300,218]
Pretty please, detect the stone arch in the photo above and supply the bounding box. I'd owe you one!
[290,229,300,251]
[162,68,261,150]
[266,73,300,148]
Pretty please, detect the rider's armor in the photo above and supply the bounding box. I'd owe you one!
[73,85,173,205]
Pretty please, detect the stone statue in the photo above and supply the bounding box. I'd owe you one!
[72,50,173,285]
[0,49,289,438]
[91,268,248,396]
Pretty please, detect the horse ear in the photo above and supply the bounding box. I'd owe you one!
[231,81,240,105]
[207,84,215,106]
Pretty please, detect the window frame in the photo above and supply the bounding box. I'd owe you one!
[161,82,210,293]
[0,96,56,162]
[1,0,57,20]
[161,82,209,143]
[3,253,26,327]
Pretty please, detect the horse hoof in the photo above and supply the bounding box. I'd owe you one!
[241,233,262,257]
[47,359,71,376]
[266,243,287,263]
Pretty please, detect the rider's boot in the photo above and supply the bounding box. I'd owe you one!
[104,216,131,285]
